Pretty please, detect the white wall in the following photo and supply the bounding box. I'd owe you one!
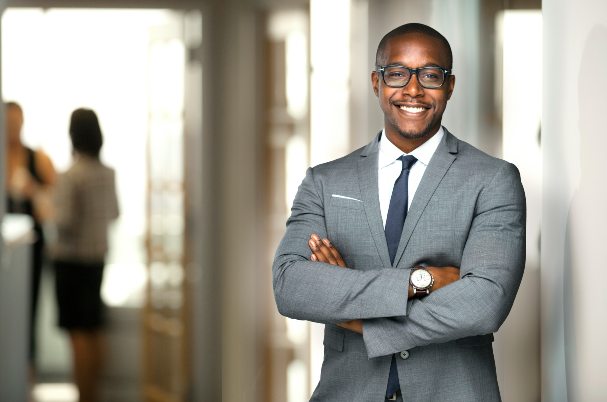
[542,1,607,401]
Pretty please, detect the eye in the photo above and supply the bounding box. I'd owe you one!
[420,68,443,82]
[386,70,406,78]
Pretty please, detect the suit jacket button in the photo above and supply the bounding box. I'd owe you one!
[399,350,410,360]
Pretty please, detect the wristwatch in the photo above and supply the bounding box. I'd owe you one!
[410,266,434,296]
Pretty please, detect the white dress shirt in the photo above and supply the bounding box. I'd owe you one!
[378,127,444,228]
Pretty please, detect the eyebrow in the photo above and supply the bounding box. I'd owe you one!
[381,63,445,68]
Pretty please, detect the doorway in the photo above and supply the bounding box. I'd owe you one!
[2,7,193,401]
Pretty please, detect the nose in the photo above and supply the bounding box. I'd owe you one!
[402,72,424,97]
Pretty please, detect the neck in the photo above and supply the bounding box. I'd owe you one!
[8,140,24,152]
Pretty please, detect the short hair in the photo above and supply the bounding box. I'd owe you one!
[5,101,23,116]
[375,23,453,69]
[69,108,103,158]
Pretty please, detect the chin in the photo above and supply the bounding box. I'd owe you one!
[397,127,435,140]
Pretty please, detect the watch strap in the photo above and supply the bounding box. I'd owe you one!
[412,287,430,296]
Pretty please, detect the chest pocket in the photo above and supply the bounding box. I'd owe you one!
[329,196,367,231]
[329,195,364,211]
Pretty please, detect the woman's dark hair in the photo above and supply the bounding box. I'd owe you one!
[69,108,103,158]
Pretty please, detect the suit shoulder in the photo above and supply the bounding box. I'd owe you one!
[309,143,368,177]
[455,138,519,177]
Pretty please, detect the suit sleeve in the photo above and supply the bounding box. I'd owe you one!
[273,167,410,324]
[362,162,526,358]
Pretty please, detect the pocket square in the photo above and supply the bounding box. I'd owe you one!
[331,194,363,202]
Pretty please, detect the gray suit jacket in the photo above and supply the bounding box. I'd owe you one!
[273,129,526,402]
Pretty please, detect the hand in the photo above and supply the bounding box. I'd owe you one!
[308,234,346,267]
[308,234,363,333]
[337,319,363,334]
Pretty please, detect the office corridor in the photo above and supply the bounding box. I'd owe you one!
[1,1,606,401]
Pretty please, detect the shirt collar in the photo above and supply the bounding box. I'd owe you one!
[378,126,445,169]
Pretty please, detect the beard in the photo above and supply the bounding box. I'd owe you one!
[386,114,441,141]
[397,124,436,140]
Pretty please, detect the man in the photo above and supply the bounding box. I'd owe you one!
[273,23,526,402]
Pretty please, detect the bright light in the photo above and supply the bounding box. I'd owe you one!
[285,134,308,211]
[101,262,148,307]
[287,360,307,402]
[286,31,308,120]
[310,0,351,167]
[32,383,78,402]
[501,11,542,165]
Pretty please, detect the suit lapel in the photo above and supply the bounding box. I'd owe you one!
[357,133,392,269]
[393,130,459,267]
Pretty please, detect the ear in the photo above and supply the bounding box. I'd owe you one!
[446,74,455,100]
[371,71,380,97]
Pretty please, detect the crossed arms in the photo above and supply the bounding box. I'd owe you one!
[273,163,526,358]
[307,234,459,334]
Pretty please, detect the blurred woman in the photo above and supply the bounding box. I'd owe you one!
[5,101,56,371]
[52,108,119,402]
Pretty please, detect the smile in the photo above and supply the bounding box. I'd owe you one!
[396,102,431,115]
[399,105,426,113]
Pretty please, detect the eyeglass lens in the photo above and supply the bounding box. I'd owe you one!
[383,66,445,88]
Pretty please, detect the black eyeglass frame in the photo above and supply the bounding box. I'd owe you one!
[375,64,452,89]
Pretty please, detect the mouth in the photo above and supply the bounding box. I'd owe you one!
[399,105,426,114]
[394,102,431,115]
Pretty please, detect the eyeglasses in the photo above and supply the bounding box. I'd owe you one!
[376,64,451,89]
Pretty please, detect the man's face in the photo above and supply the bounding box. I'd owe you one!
[372,33,455,145]
[6,106,23,146]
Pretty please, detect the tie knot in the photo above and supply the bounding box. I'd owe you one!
[398,155,417,171]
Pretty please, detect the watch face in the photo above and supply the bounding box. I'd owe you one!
[411,269,432,288]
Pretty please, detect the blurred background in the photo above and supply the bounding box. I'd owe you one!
[0,0,604,401]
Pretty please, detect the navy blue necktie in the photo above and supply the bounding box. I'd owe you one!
[385,155,417,398]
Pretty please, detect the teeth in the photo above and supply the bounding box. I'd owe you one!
[400,105,425,113]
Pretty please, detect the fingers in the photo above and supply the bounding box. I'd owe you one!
[337,319,363,334]
[322,238,346,267]
[308,235,329,263]
[315,237,339,265]
[308,234,347,267]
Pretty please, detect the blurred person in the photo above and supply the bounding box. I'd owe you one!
[273,23,526,401]
[52,108,119,402]
[5,101,56,372]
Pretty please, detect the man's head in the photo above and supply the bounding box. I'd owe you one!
[5,101,24,147]
[69,108,103,159]
[372,23,455,150]
[375,23,453,70]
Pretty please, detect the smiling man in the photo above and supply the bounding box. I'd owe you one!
[273,23,526,402]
